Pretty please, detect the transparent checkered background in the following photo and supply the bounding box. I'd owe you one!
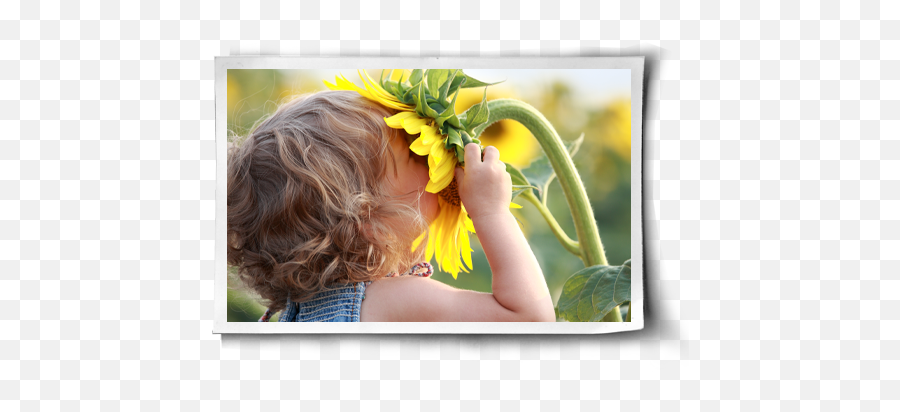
[0,0,896,409]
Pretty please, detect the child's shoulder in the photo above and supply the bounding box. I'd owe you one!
[360,275,444,322]
[359,274,521,322]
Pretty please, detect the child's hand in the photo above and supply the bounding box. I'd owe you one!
[454,143,512,221]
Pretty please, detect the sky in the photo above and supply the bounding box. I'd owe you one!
[285,68,632,107]
[463,69,632,105]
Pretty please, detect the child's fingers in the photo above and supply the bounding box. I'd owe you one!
[464,143,481,166]
[482,146,500,164]
[454,166,465,183]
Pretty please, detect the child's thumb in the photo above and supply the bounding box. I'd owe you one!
[454,166,464,183]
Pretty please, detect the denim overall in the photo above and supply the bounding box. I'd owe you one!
[257,262,433,322]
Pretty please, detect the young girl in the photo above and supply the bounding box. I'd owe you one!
[227,90,555,322]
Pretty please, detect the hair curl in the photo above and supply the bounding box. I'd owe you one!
[227,90,428,314]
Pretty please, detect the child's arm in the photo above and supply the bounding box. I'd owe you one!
[361,144,556,322]
[455,143,555,321]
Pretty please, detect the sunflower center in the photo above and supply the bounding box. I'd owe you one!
[438,178,461,207]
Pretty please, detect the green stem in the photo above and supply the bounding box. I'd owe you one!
[625,302,631,322]
[520,190,581,257]
[483,99,622,322]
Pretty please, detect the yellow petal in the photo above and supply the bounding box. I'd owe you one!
[438,204,459,275]
[428,141,444,166]
[408,126,438,156]
[436,154,456,178]
[359,69,396,101]
[426,156,456,192]
[359,70,412,111]
[431,201,450,265]
[384,112,418,129]
[411,231,426,251]
[325,75,364,95]
[449,212,464,275]
[459,221,472,271]
[338,75,371,98]
[409,135,432,156]
[425,222,436,262]
[419,125,438,145]
[400,116,428,135]
[463,214,476,233]
[509,202,523,209]
[426,168,454,193]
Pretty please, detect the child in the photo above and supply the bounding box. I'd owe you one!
[227,90,555,322]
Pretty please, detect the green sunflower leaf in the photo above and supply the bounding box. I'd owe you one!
[438,69,460,103]
[511,184,539,201]
[448,73,468,97]
[446,127,463,149]
[469,117,492,140]
[425,102,444,119]
[425,69,450,100]
[459,72,504,89]
[462,87,490,136]
[402,78,419,104]
[442,69,503,92]
[409,69,424,86]
[397,82,410,100]
[557,260,631,322]
[504,162,529,187]
[435,92,462,131]
[383,79,399,96]
[520,132,584,203]
[429,102,445,115]
[414,82,430,118]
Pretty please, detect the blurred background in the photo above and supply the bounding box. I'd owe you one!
[227,69,633,322]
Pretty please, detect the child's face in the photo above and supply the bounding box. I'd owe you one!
[385,133,440,223]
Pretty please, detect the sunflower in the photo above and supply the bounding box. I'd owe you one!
[323,69,517,279]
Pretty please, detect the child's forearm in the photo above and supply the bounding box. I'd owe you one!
[472,211,555,321]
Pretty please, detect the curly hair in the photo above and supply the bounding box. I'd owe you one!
[227,90,428,314]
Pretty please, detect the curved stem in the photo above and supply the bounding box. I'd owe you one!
[484,99,608,266]
[483,99,621,322]
[520,190,581,257]
[625,302,631,322]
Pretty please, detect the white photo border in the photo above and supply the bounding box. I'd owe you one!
[213,56,644,334]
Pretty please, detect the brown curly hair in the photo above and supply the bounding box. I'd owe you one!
[227,90,428,314]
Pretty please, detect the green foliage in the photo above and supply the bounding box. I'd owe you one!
[462,88,490,138]
[226,266,270,322]
[510,184,537,202]
[504,162,539,203]
[520,133,584,204]
[557,260,631,322]
[505,162,529,187]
